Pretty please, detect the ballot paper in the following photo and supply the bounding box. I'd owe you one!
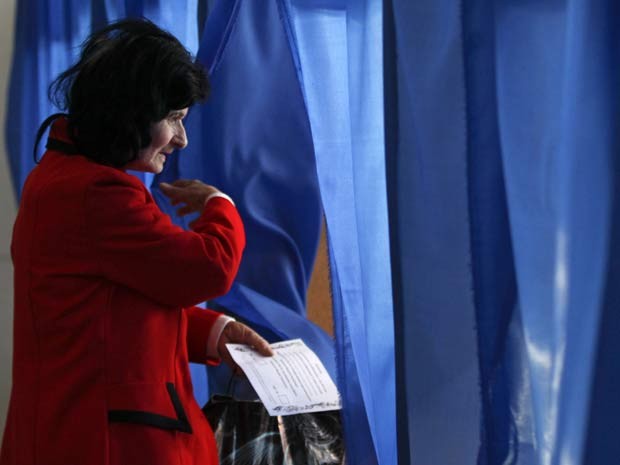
[226,339,342,416]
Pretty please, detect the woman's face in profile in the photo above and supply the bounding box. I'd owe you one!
[125,108,189,173]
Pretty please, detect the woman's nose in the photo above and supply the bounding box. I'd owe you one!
[172,123,188,149]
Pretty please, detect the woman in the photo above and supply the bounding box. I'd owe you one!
[0,18,272,465]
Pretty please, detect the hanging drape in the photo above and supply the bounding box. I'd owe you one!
[7,0,96,198]
[383,0,481,464]
[491,2,620,464]
[280,1,395,464]
[386,1,620,464]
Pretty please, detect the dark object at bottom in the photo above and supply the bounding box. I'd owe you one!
[203,395,345,465]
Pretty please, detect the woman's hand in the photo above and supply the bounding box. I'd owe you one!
[159,179,221,216]
[217,321,274,375]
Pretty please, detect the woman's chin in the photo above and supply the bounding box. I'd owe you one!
[151,164,165,174]
[125,165,164,175]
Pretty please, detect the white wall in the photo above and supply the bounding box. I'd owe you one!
[0,0,17,437]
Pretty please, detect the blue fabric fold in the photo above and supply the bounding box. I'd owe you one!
[388,1,620,463]
[385,1,481,464]
[461,3,522,462]
[493,2,620,464]
[281,1,396,463]
[6,0,95,198]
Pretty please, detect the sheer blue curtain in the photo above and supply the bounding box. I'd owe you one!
[6,0,96,198]
[384,1,481,464]
[279,1,396,464]
[386,1,620,464]
[494,2,620,464]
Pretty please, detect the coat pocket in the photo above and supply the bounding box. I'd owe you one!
[107,382,192,434]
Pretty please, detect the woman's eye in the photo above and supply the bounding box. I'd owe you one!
[166,111,187,123]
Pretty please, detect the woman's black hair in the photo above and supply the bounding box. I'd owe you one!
[41,18,210,167]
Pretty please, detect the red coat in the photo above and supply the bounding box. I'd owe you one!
[0,120,245,465]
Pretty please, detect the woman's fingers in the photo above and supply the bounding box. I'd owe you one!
[159,180,221,212]
[219,323,274,358]
[170,179,196,187]
[234,323,273,355]
[241,329,274,357]
[158,182,183,200]
[216,323,274,375]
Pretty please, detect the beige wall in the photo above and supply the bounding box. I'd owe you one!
[0,0,17,437]
[306,220,333,336]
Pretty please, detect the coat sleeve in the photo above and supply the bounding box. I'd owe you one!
[184,306,224,365]
[85,171,245,308]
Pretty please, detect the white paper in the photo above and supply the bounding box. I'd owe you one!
[226,339,342,416]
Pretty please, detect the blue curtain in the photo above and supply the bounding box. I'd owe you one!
[493,2,620,464]
[279,1,396,464]
[384,1,481,464]
[386,1,620,464]
[6,0,96,198]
